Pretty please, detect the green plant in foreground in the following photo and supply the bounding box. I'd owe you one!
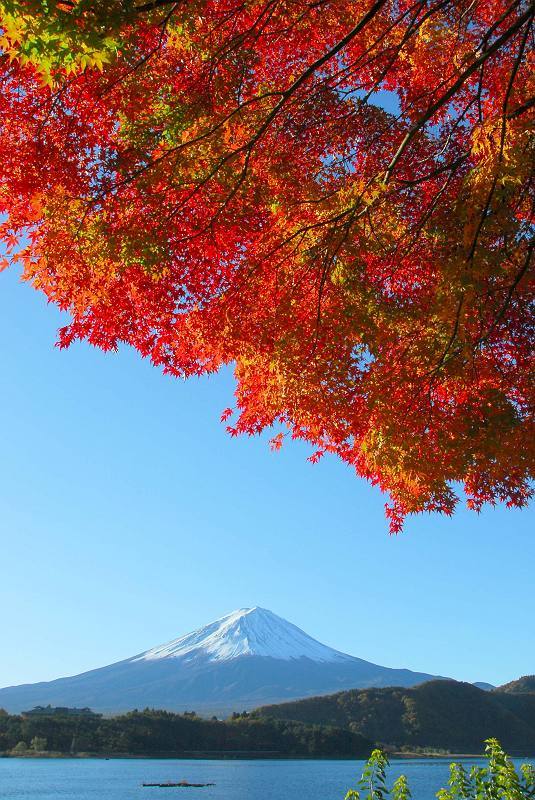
[346,740,535,800]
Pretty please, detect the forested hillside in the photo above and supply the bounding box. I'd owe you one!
[0,708,372,758]
[256,680,535,754]
[496,676,535,694]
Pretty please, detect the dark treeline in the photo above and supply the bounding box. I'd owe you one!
[0,708,373,758]
[256,680,535,755]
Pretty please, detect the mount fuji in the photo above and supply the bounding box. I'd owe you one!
[0,607,444,715]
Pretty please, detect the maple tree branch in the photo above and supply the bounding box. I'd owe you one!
[465,17,532,264]
[207,0,279,73]
[392,169,458,265]
[507,94,535,119]
[133,0,183,11]
[478,0,524,50]
[476,241,534,348]
[242,0,389,150]
[85,0,390,230]
[397,152,469,186]
[499,18,532,158]
[426,294,465,379]
[359,0,451,104]
[384,5,534,184]
[312,208,358,346]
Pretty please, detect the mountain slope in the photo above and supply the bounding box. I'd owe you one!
[495,675,535,694]
[133,607,348,663]
[255,680,535,753]
[0,608,443,715]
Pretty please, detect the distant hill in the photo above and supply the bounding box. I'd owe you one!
[495,676,535,694]
[255,680,535,754]
[473,682,495,691]
[492,690,535,732]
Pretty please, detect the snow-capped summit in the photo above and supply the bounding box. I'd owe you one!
[134,607,350,664]
[0,607,445,715]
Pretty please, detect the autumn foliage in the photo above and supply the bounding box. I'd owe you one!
[0,0,533,530]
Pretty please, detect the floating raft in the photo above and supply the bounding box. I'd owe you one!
[142,781,215,788]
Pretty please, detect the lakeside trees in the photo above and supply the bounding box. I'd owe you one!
[0,0,533,530]
[0,707,372,757]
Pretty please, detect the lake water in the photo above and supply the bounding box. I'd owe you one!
[1,756,532,800]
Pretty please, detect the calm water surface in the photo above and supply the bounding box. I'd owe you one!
[0,757,531,800]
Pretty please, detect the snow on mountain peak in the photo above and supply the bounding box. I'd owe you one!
[133,607,351,664]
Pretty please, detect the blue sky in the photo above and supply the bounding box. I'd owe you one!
[0,265,533,691]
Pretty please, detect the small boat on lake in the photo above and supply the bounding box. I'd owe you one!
[142,781,215,788]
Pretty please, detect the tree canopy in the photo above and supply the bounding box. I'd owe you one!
[0,707,372,757]
[0,0,533,530]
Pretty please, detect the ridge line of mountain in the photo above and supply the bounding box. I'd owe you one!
[253,679,535,754]
[0,607,449,714]
[2,608,523,717]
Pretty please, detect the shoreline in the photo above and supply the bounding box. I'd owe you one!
[2,752,367,761]
[391,752,488,760]
[1,752,520,761]
[3,748,534,761]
